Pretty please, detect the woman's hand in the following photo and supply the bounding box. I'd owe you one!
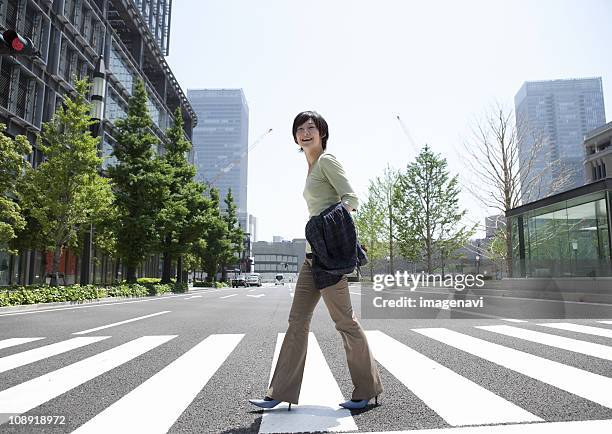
[342,202,355,212]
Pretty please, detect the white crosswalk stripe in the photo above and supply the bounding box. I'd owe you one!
[74,334,244,433]
[0,324,611,432]
[0,336,109,374]
[259,332,357,433]
[365,330,541,426]
[414,327,612,409]
[0,335,176,425]
[537,322,612,338]
[0,337,44,350]
[477,325,612,361]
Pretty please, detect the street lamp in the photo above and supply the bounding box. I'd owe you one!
[475,255,481,275]
[80,56,106,285]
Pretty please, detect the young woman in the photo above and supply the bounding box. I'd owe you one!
[249,111,383,411]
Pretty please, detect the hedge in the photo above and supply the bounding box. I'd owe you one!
[192,281,229,288]
[0,282,183,308]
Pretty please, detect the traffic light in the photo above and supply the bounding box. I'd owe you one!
[0,30,38,57]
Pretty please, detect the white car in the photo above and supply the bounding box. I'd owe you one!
[247,274,262,287]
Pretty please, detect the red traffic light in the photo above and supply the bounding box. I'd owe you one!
[11,37,25,51]
[1,30,36,56]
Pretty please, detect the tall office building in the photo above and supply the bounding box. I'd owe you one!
[0,0,195,285]
[514,77,605,202]
[187,89,249,215]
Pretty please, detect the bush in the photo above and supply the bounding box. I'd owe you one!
[173,282,188,293]
[137,277,161,285]
[192,281,228,288]
[151,283,172,295]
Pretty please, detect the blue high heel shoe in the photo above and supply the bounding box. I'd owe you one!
[339,395,379,409]
[249,396,292,411]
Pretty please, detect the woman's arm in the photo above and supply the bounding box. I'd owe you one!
[319,154,359,212]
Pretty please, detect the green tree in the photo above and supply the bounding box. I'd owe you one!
[220,188,244,280]
[0,124,31,252]
[108,79,168,283]
[354,181,387,280]
[394,145,474,274]
[19,79,113,285]
[157,107,210,283]
[201,188,231,282]
[369,166,400,273]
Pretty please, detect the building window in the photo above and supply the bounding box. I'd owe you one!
[0,61,11,108]
[109,45,135,94]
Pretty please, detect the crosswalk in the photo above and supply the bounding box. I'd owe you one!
[1,321,612,433]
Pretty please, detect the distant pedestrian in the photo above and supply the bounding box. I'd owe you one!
[249,111,383,411]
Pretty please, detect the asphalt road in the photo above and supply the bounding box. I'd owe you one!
[1,283,612,433]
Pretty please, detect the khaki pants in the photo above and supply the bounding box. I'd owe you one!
[266,259,383,404]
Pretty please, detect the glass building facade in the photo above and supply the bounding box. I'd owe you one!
[0,0,195,286]
[514,78,606,202]
[187,89,249,215]
[508,179,612,278]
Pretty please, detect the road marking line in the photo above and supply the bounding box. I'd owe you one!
[220,294,238,299]
[73,334,244,433]
[0,337,44,351]
[0,337,109,374]
[0,335,176,425]
[259,332,357,433]
[362,418,612,433]
[246,294,265,298]
[366,331,540,425]
[477,325,612,361]
[248,288,258,292]
[597,320,612,325]
[537,322,612,339]
[72,311,171,335]
[414,328,612,409]
[500,319,528,323]
[349,291,360,296]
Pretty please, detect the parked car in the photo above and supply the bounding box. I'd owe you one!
[231,274,248,288]
[247,273,262,287]
[275,273,284,285]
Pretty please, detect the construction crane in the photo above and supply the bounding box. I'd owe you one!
[395,114,419,154]
[206,128,273,185]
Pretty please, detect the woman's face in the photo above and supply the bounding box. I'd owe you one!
[295,118,322,152]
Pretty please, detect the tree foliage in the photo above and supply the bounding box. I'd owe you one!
[18,79,113,284]
[157,107,210,283]
[0,124,31,252]
[354,180,387,280]
[394,145,474,274]
[108,79,168,283]
[220,188,244,277]
[199,188,231,282]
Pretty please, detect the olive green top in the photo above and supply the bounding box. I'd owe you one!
[303,152,359,253]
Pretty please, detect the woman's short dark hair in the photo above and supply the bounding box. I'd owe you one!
[292,110,329,152]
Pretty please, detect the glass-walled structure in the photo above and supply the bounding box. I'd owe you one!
[0,0,196,286]
[507,179,612,277]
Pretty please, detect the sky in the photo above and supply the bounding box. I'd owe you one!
[166,0,612,242]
